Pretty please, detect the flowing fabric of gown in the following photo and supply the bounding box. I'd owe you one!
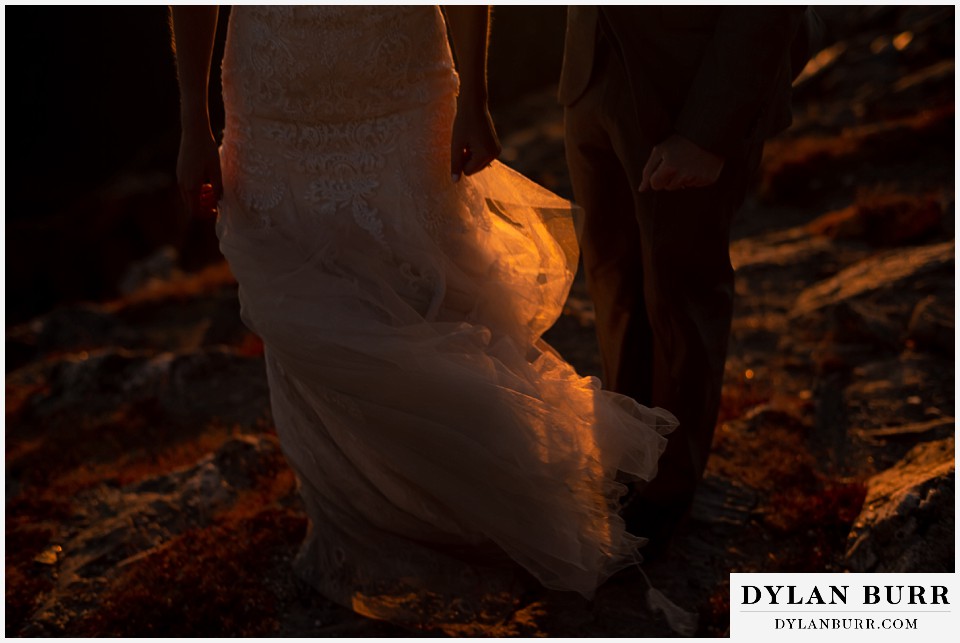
[216,5,678,630]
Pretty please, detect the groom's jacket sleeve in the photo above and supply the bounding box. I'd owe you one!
[674,7,805,158]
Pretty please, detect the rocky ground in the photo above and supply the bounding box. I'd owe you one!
[5,6,954,637]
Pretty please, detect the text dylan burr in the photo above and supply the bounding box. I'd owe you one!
[742,585,950,606]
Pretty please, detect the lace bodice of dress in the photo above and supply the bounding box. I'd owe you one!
[220,6,460,239]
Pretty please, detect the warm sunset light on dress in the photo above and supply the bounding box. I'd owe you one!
[214,6,675,627]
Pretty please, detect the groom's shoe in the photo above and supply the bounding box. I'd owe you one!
[621,494,692,561]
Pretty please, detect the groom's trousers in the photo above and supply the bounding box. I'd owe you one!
[564,31,765,526]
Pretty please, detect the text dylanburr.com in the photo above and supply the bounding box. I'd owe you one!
[730,573,957,640]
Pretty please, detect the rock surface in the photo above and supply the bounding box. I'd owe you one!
[845,437,955,573]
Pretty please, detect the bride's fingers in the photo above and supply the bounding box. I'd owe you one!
[451,142,467,182]
[461,142,500,176]
[461,154,487,176]
[208,168,224,201]
[201,184,219,199]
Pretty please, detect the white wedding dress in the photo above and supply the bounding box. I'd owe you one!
[216,5,677,629]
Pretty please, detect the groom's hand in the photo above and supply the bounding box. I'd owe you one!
[638,134,724,192]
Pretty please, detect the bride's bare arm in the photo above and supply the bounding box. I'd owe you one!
[170,6,222,217]
[443,6,501,181]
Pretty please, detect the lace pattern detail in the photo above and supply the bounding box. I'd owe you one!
[221,5,457,241]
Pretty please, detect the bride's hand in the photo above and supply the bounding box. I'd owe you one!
[450,97,501,182]
[177,128,223,218]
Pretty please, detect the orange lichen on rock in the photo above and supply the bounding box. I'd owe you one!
[806,190,944,246]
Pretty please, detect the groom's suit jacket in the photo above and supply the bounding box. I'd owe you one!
[559,7,820,519]
[559,6,812,158]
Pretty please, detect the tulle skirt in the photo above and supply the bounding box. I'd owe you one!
[215,4,676,629]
